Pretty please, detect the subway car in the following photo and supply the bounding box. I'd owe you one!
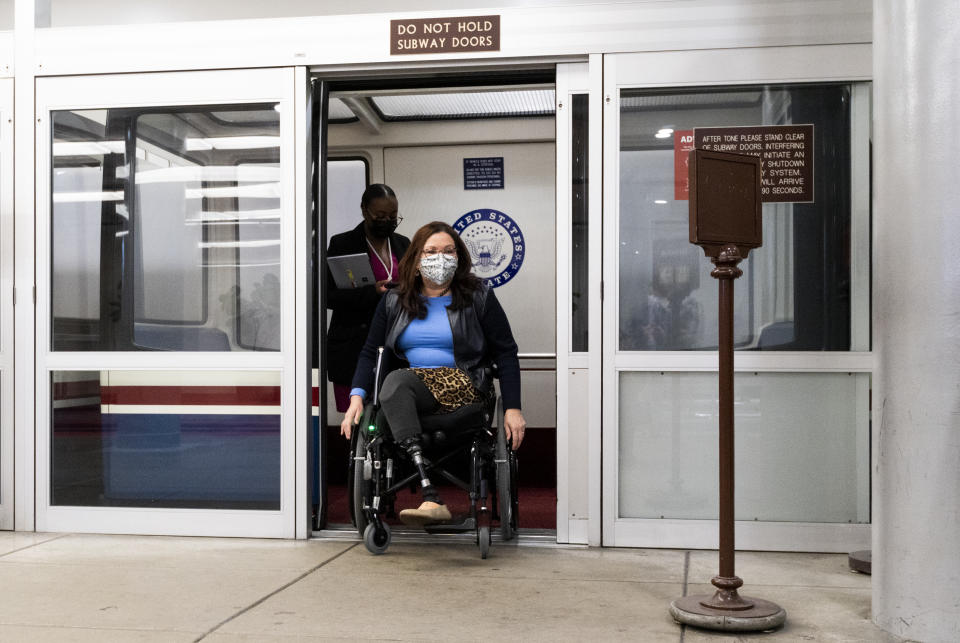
[3,1,874,556]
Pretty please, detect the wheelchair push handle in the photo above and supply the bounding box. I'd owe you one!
[372,346,385,408]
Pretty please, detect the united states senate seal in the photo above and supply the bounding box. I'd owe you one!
[452,209,525,288]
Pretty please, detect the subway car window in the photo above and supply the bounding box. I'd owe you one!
[50,370,281,509]
[51,104,281,351]
[618,84,853,351]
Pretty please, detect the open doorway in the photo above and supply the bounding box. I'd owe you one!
[311,71,558,536]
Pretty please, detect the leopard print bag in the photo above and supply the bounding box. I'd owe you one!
[410,366,491,414]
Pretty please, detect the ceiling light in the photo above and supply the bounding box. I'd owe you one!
[185,136,280,151]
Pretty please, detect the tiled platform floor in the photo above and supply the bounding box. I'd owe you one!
[0,531,887,641]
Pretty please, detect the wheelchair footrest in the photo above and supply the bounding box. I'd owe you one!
[423,515,477,534]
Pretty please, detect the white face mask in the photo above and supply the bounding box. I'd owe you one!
[420,253,458,286]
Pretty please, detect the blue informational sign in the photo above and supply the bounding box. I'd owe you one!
[463,157,504,190]
[453,209,525,288]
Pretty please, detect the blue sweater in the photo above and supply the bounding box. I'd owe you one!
[396,295,456,368]
[351,296,456,399]
[350,287,521,410]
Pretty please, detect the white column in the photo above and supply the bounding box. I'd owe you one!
[13,0,41,532]
[873,1,960,641]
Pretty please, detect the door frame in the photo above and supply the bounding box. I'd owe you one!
[554,57,603,545]
[33,67,306,538]
[601,46,873,551]
[310,60,569,538]
[0,78,13,530]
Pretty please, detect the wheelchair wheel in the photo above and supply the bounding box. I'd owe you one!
[478,525,490,559]
[363,522,391,555]
[350,425,370,535]
[495,398,519,541]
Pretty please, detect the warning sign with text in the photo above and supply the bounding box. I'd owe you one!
[693,125,815,203]
[464,157,504,190]
[391,15,500,55]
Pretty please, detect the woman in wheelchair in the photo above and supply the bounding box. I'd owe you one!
[341,220,526,528]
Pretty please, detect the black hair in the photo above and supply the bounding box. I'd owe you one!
[360,183,397,209]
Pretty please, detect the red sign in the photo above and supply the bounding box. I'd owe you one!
[673,129,695,201]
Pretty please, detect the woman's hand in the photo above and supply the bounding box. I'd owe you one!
[503,408,526,450]
[340,395,365,440]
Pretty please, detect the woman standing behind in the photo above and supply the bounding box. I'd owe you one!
[326,184,411,412]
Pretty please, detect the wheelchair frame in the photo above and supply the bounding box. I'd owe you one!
[347,350,519,558]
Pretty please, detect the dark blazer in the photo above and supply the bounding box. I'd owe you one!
[326,222,410,385]
[351,284,522,411]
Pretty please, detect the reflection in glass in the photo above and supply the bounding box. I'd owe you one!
[51,105,282,351]
[618,85,853,351]
[570,94,589,352]
[326,158,369,243]
[51,370,281,509]
[618,371,867,523]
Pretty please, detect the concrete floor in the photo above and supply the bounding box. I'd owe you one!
[0,531,886,642]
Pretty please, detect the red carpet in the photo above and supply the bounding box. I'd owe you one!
[324,484,556,530]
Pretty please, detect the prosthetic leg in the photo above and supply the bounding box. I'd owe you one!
[398,437,452,526]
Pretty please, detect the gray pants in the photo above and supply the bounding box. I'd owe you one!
[378,369,440,444]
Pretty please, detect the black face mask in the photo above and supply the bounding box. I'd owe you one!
[368,219,398,239]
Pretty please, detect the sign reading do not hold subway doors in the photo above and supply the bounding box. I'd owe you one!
[391,15,501,54]
[454,209,525,288]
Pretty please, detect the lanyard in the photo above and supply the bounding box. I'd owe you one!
[366,236,394,279]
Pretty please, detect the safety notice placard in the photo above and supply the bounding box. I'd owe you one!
[675,125,814,203]
[463,157,504,190]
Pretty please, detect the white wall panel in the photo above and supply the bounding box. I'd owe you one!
[515,370,555,428]
[384,142,556,356]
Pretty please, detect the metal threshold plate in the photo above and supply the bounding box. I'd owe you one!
[313,527,564,547]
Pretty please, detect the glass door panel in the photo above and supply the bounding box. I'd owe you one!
[36,69,299,537]
[602,51,872,552]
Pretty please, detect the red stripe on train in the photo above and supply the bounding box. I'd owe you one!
[52,380,101,400]
[101,386,281,406]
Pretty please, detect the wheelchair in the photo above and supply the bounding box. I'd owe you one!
[347,348,519,558]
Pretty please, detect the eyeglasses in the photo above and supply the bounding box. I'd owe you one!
[370,215,402,224]
[421,248,457,257]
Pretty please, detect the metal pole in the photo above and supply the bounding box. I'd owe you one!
[717,274,735,580]
[700,245,751,611]
[670,245,787,629]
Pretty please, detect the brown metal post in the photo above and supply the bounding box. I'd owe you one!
[700,244,752,611]
[717,273,735,579]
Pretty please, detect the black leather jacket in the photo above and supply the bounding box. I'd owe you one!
[350,283,522,410]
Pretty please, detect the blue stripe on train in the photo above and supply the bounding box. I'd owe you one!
[102,413,281,505]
